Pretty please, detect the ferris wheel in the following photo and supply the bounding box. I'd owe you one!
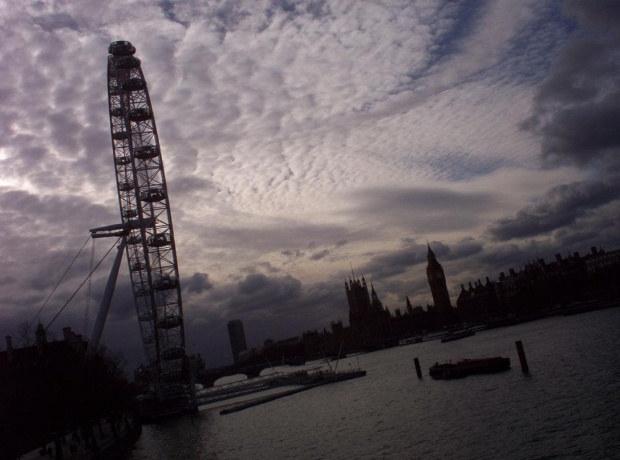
[104,40,189,401]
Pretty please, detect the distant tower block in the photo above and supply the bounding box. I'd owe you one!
[227,319,248,364]
[426,243,454,328]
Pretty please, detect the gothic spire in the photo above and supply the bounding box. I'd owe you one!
[427,241,436,260]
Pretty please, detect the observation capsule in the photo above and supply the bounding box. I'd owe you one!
[114,155,131,166]
[115,56,141,70]
[112,131,128,140]
[134,145,158,160]
[122,78,146,91]
[138,312,152,322]
[131,261,146,272]
[154,276,178,291]
[108,41,136,57]
[158,315,182,329]
[140,188,166,203]
[118,181,133,191]
[162,347,185,361]
[148,233,171,248]
[129,108,152,122]
[122,209,138,219]
[136,286,150,296]
[127,235,142,245]
[161,370,184,383]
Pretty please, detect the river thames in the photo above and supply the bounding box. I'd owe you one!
[128,308,620,459]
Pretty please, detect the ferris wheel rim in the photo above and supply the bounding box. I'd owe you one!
[106,41,190,397]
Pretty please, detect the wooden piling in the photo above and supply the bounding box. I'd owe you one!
[414,357,422,379]
[515,340,529,374]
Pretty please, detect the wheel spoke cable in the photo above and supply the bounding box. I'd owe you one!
[45,237,120,333]
[28,234,91,331]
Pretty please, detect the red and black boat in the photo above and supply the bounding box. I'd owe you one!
[429,356,510,379]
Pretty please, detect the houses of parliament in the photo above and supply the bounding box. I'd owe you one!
[226,243,619,364]
[304,243,620,354]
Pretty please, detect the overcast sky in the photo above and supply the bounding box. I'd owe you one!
[1,0,619,369]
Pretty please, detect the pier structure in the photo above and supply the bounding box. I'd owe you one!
[196,363,366,407]
[196,372,289,405]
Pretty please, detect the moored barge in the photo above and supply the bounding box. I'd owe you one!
[429,356,510,379]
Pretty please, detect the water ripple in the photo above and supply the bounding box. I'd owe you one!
[129,309,620,459]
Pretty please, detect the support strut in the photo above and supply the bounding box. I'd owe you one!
[88,237,127,354]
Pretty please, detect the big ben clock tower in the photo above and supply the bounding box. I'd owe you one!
[426,243,454,328]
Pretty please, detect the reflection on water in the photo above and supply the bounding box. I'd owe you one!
[129,308,620,459]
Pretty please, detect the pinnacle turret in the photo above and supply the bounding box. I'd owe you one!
[427,241,436,260]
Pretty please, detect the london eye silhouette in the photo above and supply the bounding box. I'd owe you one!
[90,41,193,409]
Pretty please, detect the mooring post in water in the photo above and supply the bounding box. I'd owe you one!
[515,340,529,374]
[414,357,422,379]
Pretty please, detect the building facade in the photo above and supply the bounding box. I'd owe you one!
[456,278,499,325]
[227,319,248,364]
[456,246,620,323]
[345,276,393,348]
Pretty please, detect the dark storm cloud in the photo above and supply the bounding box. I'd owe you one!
[237,273,271,295]
[359,244,426,281]
[238,262,280,274]
[232,273,303,314]
[281,249,305,259]
[32,12,81,32]
[207,220,357,253]
[25,246,95,292]
[158,0,190,27]
[475,239,575,283]
[206,272,311,345]
[347,187,496,232]
[0,189,116,229]
[2,133,50,178]
[522,1,620,165]
[539,96,620,163]
[357,239,432,281]
[552,199,620,250]
[365,276,430,310]
[0,186,121,330]
[310,249,330,261]
[357,237,483,282]
[280,239,346,263]
[49,111,82,153]
[2,0,616,370]
[488,180,620,241]
[184,274,349,366]
[424,150,506,181]
[107,281,137,322]
[195,270,339,323]
[446,237,484,260]
[0,276,16,286]
[185,272,213,294]
[168,175,217,195]
[554,228,598,249]
[0,28,113,194]
[304,0,331,19]
[564,0,620,30]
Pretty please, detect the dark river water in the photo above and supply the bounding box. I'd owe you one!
[128,308,620,459]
